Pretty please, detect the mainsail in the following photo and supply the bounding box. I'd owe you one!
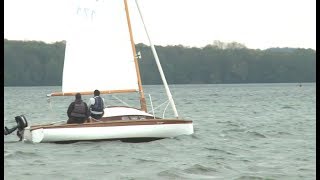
[62,0,139,94]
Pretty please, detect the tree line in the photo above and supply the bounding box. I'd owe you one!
[4,39,316,86]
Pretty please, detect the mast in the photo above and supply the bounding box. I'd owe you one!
[123,0,147,112]
[134,0,179,118]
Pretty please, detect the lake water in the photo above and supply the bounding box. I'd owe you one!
[4,83,316,180]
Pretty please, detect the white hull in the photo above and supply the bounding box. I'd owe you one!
[17,107,194,143]
[23,122,193,143]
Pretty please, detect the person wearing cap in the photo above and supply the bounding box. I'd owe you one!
[88,89,105,120]
[67,93,90,124]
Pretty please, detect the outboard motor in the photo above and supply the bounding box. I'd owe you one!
[4,115,28,141]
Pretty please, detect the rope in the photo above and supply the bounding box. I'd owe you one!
[148,94,155,118]
[111,95,130,106]
[46,97,64,125]
[150,100,169,111]
[162,101,170,119]
[47,97,57,119]
[47,97,53,112]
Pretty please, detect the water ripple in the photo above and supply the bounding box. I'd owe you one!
[281,105,295,109]
[158,167,223,180]
[246,131,267,138]
[204,147,236,155]
[5,150,42,158]
[233,175,269,180]
[4,84,316,179]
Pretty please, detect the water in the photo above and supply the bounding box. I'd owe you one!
[4,83,316,179]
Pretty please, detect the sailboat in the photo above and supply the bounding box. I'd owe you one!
[4,0,193,143]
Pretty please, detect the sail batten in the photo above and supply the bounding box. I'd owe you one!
[62,0,140,94]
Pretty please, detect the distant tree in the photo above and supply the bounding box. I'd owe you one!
[4,40,316,86]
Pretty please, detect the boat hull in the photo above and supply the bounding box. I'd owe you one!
[23,119,193,143]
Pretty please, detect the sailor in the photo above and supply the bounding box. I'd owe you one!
[67,93,90,124]
[88,89,105,120]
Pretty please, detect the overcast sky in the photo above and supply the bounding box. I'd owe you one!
[4,0,316,50]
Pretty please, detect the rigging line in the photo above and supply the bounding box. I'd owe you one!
[111,95,130,106]
[148,94,155,118]
[47,97,54,114]
[147,99,169,114]
[135,0,179,118]
[46,97,59,122]
[162,101,170,119]
[153,100,169,110]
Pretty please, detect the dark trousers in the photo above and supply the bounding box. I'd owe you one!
[67,117,87,124]
[91,113,104,120]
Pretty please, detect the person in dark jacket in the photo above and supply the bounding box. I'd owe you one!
[67,93,90,124]
[88,89,105,120]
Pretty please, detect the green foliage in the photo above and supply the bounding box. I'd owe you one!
[4,39,65,86]
[4,40,316,86]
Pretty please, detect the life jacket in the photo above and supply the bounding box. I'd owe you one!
[71,101,87,118]
[91,96,104,113]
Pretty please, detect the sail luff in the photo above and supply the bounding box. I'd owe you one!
[123,0,147,112]
[135,0,179,118]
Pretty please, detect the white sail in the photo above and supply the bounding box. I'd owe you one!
[62,0,139,93]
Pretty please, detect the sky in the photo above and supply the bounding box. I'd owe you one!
[4,0,316,50]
